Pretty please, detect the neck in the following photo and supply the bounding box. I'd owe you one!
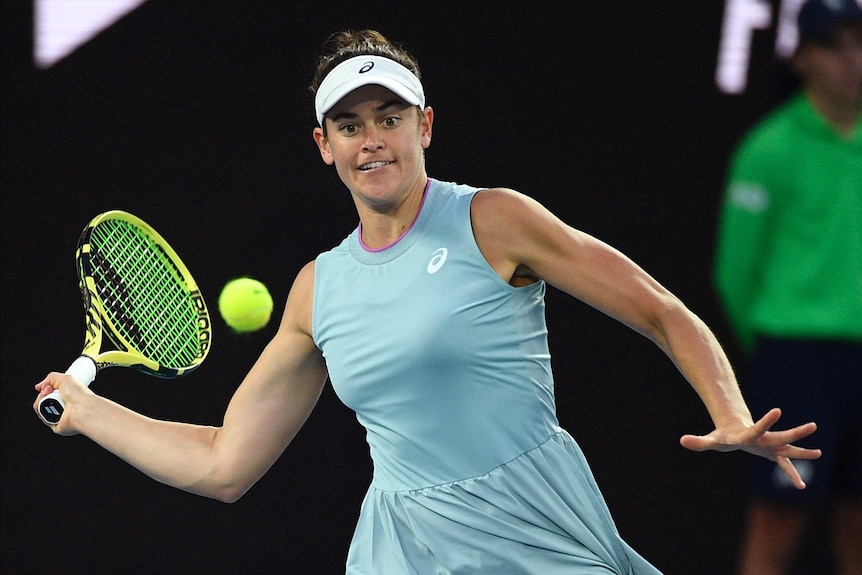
[357,175,429,250]
[805,88,861,137]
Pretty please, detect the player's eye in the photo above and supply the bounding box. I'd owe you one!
[382,116,400,128]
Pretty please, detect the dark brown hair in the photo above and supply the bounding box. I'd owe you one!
[308,30,422,97]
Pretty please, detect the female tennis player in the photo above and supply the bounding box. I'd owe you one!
[35,29,821,574]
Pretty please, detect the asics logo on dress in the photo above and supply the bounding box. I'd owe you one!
[427,247,448,274]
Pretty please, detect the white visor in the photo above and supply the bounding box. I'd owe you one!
[315,55,425,126]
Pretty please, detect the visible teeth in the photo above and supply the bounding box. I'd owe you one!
[360,161,390,171]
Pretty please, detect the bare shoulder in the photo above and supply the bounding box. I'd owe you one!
[471,187,540,242]
[470,188,553,284]
[472,186,560,230]
[279,260,316,337]
[471,186,535,218]
[292,260,316,291]
[288,260,316,305]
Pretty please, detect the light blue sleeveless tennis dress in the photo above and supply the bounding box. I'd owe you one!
[313,179,662,574]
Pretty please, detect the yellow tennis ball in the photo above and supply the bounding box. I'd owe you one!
[218,277,274,332]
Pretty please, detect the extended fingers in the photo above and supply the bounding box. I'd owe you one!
[750,407,783,436]
[767,422,819,447]
[772,443,822,461]
[776,456,807,489]
[679,434,712,452]
[751,409,818,444]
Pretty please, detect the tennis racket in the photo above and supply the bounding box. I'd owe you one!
[37,210,212,425]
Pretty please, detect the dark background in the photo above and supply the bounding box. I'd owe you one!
[1,1,829,574]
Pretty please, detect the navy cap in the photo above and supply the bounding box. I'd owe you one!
[798,0,862,41]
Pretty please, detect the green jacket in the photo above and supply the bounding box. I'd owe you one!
[714,93,862,351]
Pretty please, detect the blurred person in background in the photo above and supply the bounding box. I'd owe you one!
[714,1,862,573]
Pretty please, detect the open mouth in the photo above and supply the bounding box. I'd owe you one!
[358,161,394,171]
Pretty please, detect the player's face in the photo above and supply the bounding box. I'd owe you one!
[313,85,433,213]
[795,24,862,107]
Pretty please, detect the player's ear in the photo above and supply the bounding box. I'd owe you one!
[312,126,335,165]
[419,106,433,150]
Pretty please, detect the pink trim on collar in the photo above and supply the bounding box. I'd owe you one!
[358,179,431,253]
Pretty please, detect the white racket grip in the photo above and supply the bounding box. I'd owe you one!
[37,356,97,426]
[66,356,97,386]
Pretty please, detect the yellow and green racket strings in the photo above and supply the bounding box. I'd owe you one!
[87,219,202,369]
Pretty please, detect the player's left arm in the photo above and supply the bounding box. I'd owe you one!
[470,188,820,487]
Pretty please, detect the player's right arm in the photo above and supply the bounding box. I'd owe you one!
[33,261,327,503]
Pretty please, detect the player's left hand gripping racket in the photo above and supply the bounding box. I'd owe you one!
[38,210,212,425]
